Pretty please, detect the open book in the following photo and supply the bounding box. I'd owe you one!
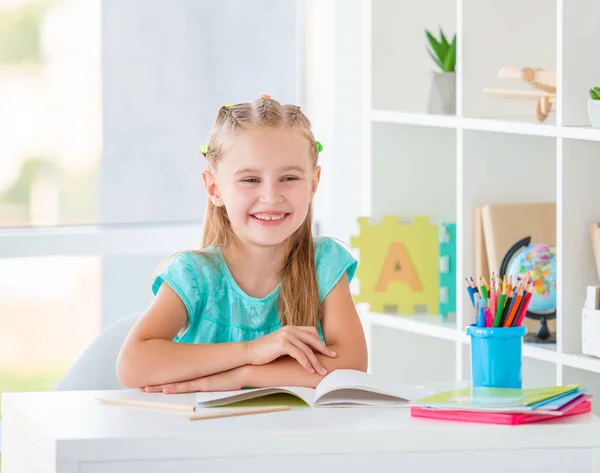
[196,369,437,408]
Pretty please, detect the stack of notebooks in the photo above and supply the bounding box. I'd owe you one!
[410,384,592,425]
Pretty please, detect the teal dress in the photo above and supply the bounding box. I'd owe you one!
[151,237,357,344]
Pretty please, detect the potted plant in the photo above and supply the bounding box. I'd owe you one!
[426,28,456,115]
[588,87,600,128]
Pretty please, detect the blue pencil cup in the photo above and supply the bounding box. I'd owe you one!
[466,324,528,389]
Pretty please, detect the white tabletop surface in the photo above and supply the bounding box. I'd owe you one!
[4,389,600,464]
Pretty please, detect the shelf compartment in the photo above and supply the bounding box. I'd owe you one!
[558,139,600,354]
[462,0,556,125]
[371,122,456,222]
[372,0,457,114]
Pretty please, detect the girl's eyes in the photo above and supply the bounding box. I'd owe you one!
[240,176,299,183]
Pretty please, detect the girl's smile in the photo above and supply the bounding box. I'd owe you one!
[250,211,290,226]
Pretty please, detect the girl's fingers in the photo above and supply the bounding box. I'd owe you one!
[143,384,169,393]
[162,378,203,394]
[286,343,315,373]
[290,338,327,375]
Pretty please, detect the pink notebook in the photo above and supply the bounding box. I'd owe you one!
[410,399,592,426]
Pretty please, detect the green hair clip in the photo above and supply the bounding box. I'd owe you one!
[315,141,323,153]
[201,145,208,155]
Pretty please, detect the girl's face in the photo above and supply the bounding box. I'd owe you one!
[203,127,320,248]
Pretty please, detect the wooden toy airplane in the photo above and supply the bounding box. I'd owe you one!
[484,67,556,122]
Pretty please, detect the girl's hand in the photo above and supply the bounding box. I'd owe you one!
[245,326,336,375]
[141,366,249,394]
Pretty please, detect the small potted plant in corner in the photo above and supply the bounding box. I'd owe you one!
[425,28,456,115]
[588,87,600,128]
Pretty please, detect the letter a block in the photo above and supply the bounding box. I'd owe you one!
[350,216,439,314]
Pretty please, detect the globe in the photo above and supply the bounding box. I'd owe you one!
[505,243,557,315]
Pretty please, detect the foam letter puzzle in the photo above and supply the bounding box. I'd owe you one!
[438,222,456,319]
[350,216,439,314]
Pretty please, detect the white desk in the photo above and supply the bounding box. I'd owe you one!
[3,389,600,473]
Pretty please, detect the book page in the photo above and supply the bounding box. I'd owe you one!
[315,388,410,407]
[196,386,316,407]
[313,369,435,406]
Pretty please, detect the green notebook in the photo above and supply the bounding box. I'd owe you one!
[412,385,582,413]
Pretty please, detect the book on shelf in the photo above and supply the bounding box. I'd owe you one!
[479,202,556,274]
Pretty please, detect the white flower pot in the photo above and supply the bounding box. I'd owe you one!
[588,100,600,128]
[427,71,456,115]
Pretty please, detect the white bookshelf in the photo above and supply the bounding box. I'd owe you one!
[355,0,600,400]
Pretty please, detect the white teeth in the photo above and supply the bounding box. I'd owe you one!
[253,213,286,221]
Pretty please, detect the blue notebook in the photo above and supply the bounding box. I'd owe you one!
[529,388,587,410]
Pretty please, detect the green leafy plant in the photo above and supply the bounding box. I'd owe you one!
[589,87,600,100]
[426,28,456,72]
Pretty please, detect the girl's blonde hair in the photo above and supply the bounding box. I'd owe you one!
[201,96,322,328]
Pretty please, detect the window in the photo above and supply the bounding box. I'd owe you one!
[0,0,305,412]
[0,0,101,228]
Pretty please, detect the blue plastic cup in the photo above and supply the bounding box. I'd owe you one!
[466,324,528,389]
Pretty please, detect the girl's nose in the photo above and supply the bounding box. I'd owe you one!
[259,181,284,204]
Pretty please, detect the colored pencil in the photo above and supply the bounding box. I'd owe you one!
[470,277,480,296]
[493,286,507,327]
[479,276,489,307]
[511,285,528,327]
[465,278,475,307]
[185,405,291,421]
[499,286,514,326]
[485,307,493,327]
[503,286,524,327]
[506,274,513,298]
[97,398,195,412]
[515,285,534,326]
[469,277,482,310]
[489,274,497,316]
[496,276,501,306]
[477,298,486,327]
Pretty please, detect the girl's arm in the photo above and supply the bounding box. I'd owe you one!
[117,283,335,389]
[116,283,250,388]
[242,273,368,388]
[155,273,368,393]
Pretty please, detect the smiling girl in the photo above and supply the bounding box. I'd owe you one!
[116,95,367,394]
